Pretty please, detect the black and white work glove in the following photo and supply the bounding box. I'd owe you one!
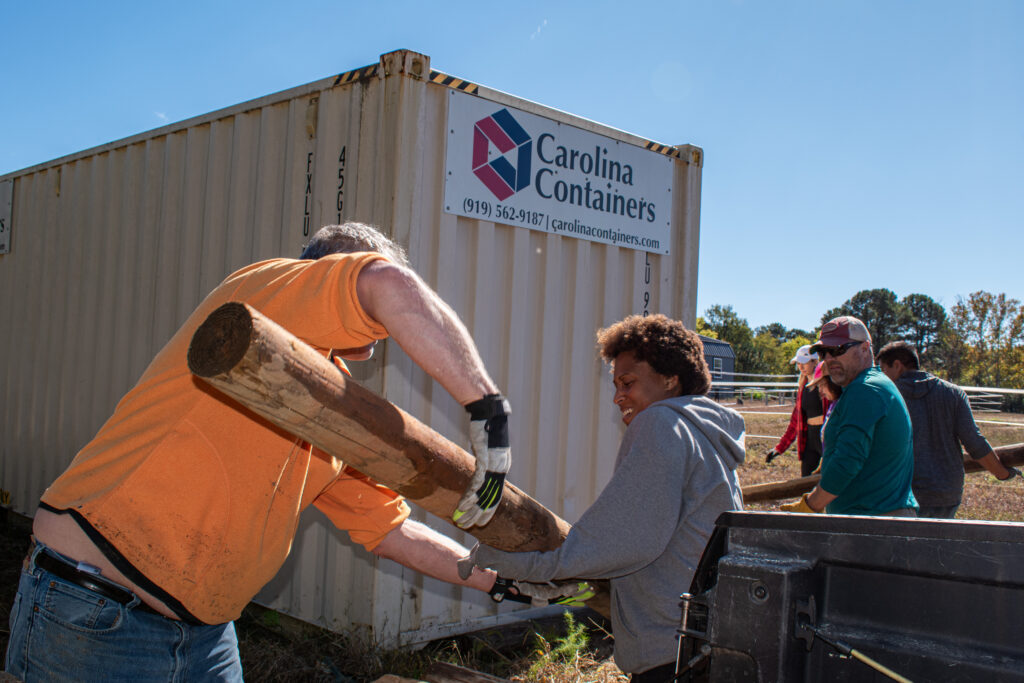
[764,448,781,464]
[452,394,511,529]
[459,543,595,607]
[488,576,595,608]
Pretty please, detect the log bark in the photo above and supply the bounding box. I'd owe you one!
[742,474,821,504]
[743,443,1024,504]
[187,301,569,553]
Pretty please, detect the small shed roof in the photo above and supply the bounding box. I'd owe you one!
[699,334,735,360]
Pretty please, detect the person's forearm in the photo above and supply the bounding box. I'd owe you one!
[372,519,496,592]
[806,486,837,511]
[977,452,1012,479]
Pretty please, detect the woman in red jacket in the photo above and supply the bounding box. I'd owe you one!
[765,345,826,476]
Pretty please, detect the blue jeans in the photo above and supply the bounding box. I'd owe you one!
[6,541,243,682]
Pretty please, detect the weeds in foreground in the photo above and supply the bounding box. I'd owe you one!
[237,604,438,682]
[234,603,621,682]
[525,612,589,680]
[509,612,625,683]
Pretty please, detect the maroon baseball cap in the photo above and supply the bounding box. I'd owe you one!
[810,316,871,353]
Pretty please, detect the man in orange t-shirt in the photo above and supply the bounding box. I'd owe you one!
[6,223,524,681]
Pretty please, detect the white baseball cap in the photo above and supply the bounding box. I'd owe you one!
[790,344,818,364]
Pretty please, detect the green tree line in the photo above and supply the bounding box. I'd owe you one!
[698,288,1024,390]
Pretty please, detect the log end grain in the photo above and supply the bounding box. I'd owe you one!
[187,302,255,378]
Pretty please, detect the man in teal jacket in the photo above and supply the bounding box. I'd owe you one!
[782,316,918,516]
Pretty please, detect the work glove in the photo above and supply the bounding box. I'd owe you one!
[764,448,781,464]
[999,466,1021,481]
[780,493,823,514]
[488,576,595,608]
[453,394,511,529]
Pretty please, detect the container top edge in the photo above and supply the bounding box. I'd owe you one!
[2,50,702,181]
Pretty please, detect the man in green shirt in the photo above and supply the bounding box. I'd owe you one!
[782,316,918,516]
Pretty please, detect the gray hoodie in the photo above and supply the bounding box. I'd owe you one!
[894,370,993,507]
[472,396,746,674]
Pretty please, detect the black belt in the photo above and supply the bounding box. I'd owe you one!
[34,549,162,616]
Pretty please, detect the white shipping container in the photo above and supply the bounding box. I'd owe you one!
[0,49,703,645]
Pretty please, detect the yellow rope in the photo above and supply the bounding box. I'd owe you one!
[850,648,913,683]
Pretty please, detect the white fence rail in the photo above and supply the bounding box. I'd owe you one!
[710,374,1024,411]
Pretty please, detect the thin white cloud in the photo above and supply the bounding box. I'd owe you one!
[531,19,547,40]
[155,112,168,123]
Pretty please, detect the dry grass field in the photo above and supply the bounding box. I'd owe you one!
[2,406,1022,681]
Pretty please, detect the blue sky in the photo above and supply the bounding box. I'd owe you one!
[3,1,1022,332]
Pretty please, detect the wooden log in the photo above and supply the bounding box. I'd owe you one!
[186,301,569,553]
[964,443,1024,473]
[188,302,614,616]
[743,443,1024,504]
[742,474,820,504]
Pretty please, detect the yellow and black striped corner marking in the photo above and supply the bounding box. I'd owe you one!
[645,141,678,157]
[429,70,479,94]
[333,64,379,87]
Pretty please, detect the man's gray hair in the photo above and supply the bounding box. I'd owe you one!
[300,222,409,266]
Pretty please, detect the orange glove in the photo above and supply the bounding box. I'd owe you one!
[780,493,823,513]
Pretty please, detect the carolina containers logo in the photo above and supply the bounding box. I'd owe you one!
[445,90,672,255]
[472,109,532,201]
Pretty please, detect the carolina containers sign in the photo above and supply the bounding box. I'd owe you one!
[444,90,673,254]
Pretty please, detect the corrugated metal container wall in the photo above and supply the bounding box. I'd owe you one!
[0,50,703,644]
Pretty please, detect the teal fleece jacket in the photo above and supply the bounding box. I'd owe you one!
[820,367,918,515]
[469,396,745,674]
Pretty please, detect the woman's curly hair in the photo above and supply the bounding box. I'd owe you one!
[596,314,711,396]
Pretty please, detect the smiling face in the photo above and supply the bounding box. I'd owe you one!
[611,351,682,425]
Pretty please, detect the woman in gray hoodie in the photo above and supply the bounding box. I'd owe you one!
[460,314,746,682]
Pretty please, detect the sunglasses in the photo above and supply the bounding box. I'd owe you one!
[817,341,862,358]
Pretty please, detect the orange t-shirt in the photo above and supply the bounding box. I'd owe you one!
[41,252,411,624]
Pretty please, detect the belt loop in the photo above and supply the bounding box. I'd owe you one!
[25,536,44,572]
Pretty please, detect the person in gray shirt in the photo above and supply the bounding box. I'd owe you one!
[459,314,745,682]
[877,341,1019,518]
